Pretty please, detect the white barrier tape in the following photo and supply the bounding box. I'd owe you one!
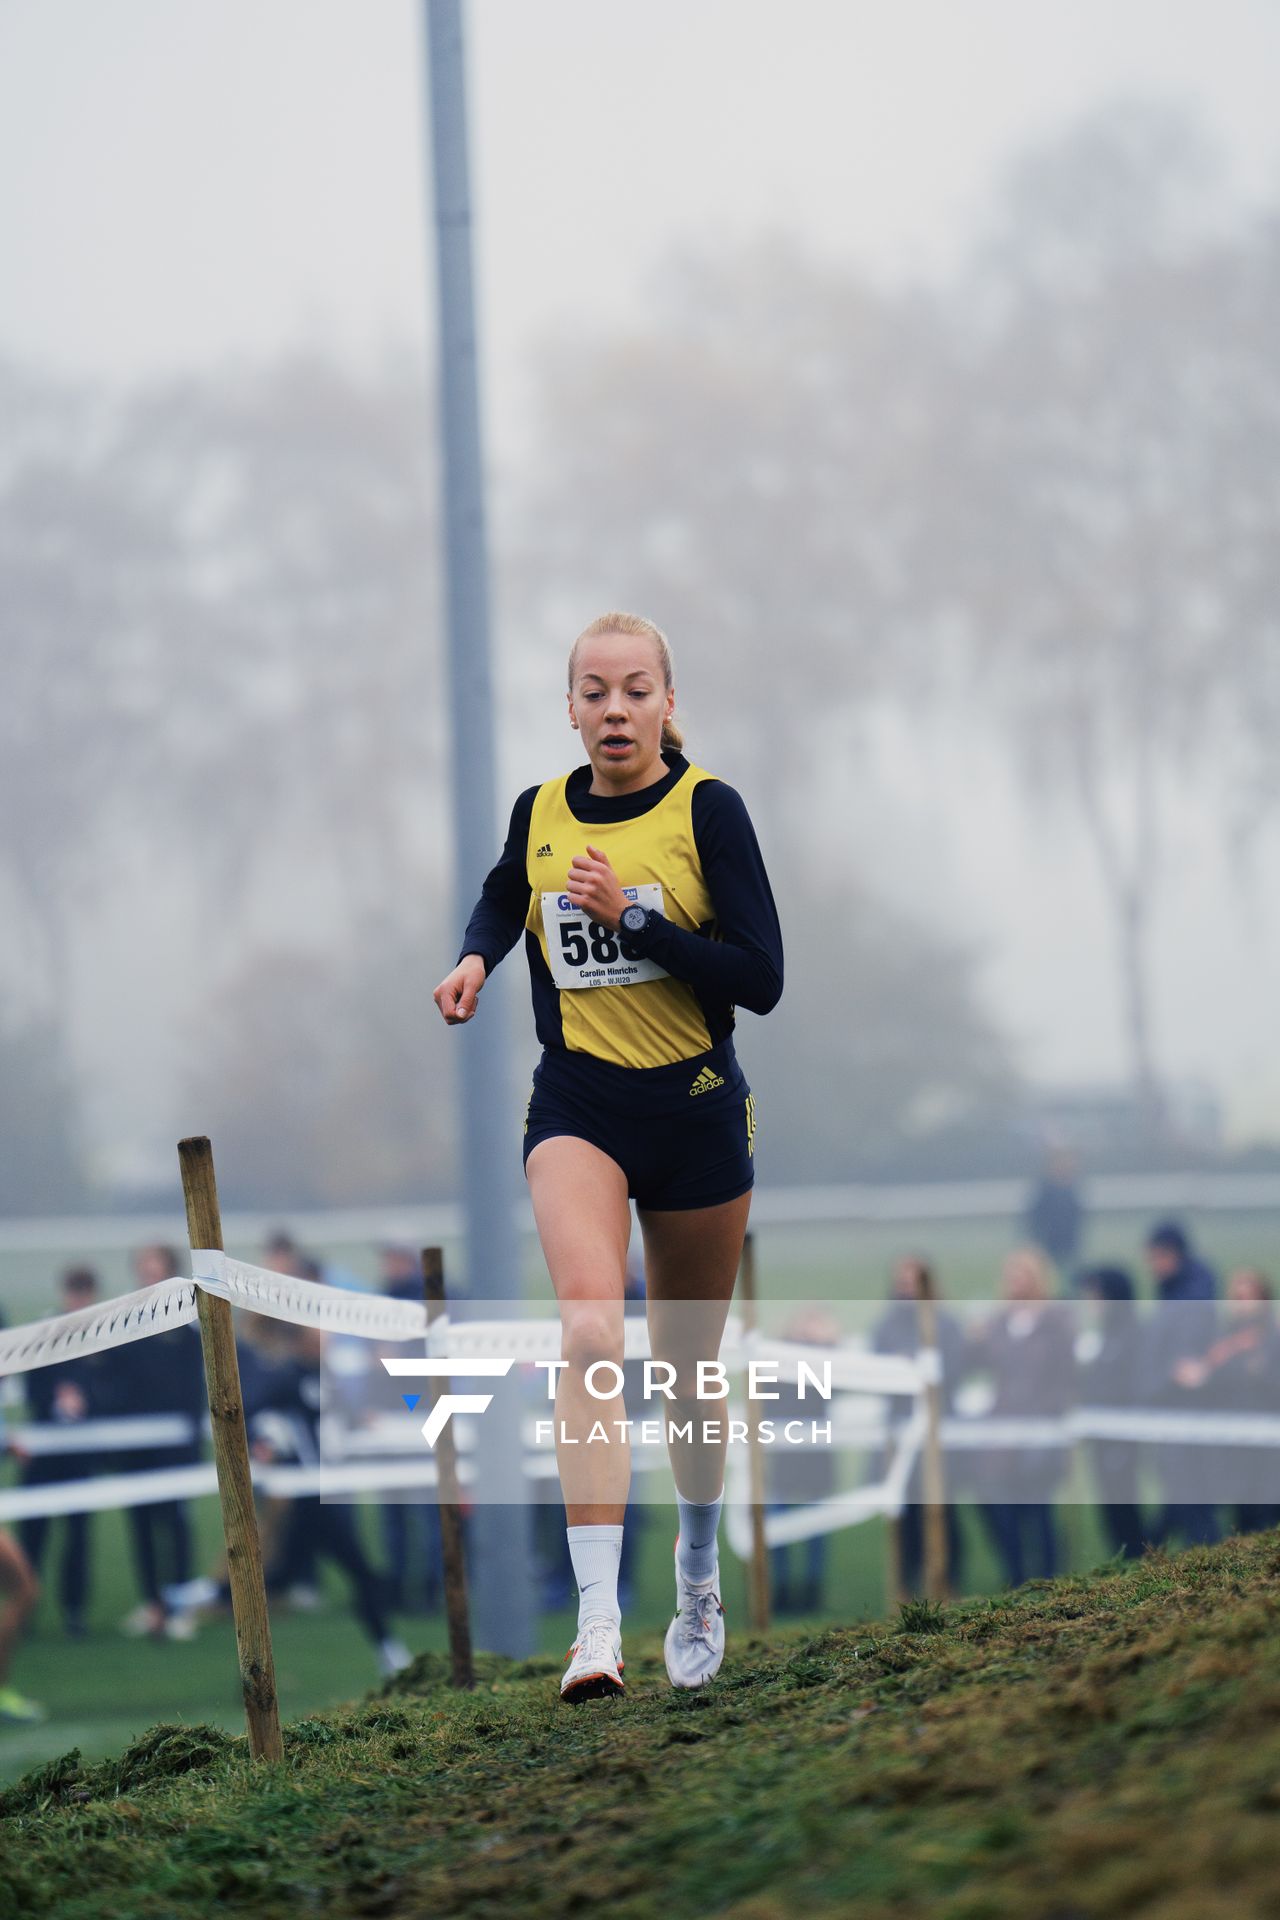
[938,1411,1280,1449]
[724,1406,925,1557]
[0,1280,198,1377]
[739,1330,926,1396]
[0,1439,660,1521]
[190,1251,429,1342]
[881,1410,927,1511]
[424,1313,745,1363]
[1070,1408,1280,1447]
[0,1462,218,1523]
[916,1347,943,1388]
[939,1417,1071,1449]
[9,1416,198,1457]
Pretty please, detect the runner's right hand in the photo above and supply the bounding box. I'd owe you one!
[433,954,487,1025]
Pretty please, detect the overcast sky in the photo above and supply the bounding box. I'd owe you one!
[3,0,1278,445]
[4,0,1280,1151]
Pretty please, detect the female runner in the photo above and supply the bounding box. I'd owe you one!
[432,611,783,1703]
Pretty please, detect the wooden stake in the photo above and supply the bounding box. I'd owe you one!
[177,1136,283,1763]
[738,1232,771,1633]
[915,1271,949,1604]
[422,1247,474,1690]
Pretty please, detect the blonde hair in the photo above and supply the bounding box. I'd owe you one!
[568,610,683,753]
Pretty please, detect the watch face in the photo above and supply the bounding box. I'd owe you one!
[622,904,647,934]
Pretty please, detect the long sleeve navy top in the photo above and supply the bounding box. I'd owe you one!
[457,751,783,1056]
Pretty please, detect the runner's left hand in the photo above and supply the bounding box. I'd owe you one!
[565,843,628,931]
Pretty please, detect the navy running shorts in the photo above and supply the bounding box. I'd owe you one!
[522,1038,756,1211]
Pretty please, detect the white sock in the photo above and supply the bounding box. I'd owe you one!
[676,1490,723,1583]
[566,1524,623,1633]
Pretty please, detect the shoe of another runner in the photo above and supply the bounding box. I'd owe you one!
[162,1576,221,1614]
[664,1536,726,1689]
[120,1602,166,1638]
[560,1619,625,1704]
[164,1609,200,1643]
[378,1637,414,1680]
[285,1582,324,1612]
[0,1685,46,1724]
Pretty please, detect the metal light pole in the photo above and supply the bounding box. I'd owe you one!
[421,0,533,1657]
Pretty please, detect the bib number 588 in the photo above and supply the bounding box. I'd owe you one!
[559,919,638,967]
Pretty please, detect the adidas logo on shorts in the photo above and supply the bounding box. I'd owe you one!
[689,1065,726,1096]
[535,842,553,857]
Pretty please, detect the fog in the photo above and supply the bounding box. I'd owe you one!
[2,1,1279,1210]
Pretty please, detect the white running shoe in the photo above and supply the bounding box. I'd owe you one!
[560,1619,625,1704]
[378,1637,414,1679]
[120,1602,166,1638]
[664,1536,726,1689]
[162,1576,221,1613]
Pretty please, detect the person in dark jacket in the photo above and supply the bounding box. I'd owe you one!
[1024,1149,1085,1277]
[970,1248,1077,1590]
[1141,1221,1220,1548]
[1075,1265,1148,1562]
[1172,1267,1279,1536]
[244,1318,411,1679]
[105,1246,206,1639]
[17,1268,103,1636]
[378,1245,445,1614]
[869,1256,966,1596]
[764,1307,841,1614]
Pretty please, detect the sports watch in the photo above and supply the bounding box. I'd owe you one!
[620,902,658,952]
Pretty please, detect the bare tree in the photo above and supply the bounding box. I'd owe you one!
[514,241,1020,1172]
[924,104,1280,1118]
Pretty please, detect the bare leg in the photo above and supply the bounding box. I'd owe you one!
[526,1136,632,1526]
[639,1191,753,1502]
[0,1530,39,1687]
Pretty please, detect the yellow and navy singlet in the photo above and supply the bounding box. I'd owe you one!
[458,750,783,1081]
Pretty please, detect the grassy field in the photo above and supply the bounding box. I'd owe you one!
[3,1203,1278,1791]
[3,1525,1279,1918]
[3,1482,1102,1789]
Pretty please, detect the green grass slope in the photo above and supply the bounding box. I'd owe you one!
[3,1530,1279,1920]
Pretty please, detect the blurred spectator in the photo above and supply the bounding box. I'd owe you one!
[1173,1267,1280,1537]
[236,1310,312,1604]
[247,1321,410,1678]
[378,1244,448,1615]
[1142,1220,1220,1548]
[105,1245,205,1640]
[265,1232,369,1423]
[378,1244,421,1302]
[869,1256,965,1595]
[17,1267,102,1636]
[765,1307,841,1614]
[265,1229,367,1294]
[1024,1149,1085,1277]
[0,1390,43,1723]
[1075,1265,1148,1563]
[0,1528,42,1724]
[970,1247,1077,1590]
[168,1318,412,1677]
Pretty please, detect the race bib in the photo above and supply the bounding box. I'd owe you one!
[541,883,669,990]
